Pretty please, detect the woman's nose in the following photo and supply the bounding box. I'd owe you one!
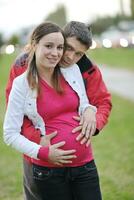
[51,48,58,56]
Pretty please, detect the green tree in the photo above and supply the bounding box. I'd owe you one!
[91,14,131,35]
[91,16,117,35]
[45,4,67,28]
[130,0,134,19]
[0,33,4,47]
[8,34,20,45]
[119,0,125,16]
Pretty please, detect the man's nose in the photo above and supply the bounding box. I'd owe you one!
[67,52,75,61]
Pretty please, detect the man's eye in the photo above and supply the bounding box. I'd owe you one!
[66,46,72,51]
[76,52,83,57]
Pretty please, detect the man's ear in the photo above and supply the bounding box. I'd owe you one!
[24,44,32,52]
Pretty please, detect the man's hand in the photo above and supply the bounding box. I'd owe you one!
[48,142,77,166]
[72,107,96,147]
[40,131,57,146]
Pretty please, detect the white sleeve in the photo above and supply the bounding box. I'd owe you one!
[3,78,41,159]
[74,65,97,115]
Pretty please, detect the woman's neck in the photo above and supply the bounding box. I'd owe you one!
[38,67,54,86]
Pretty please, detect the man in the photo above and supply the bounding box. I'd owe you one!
[6,21,112,199]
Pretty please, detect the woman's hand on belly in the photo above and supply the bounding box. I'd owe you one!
[40,131,58,146]
[40,130,77,166]
[48,141,77,166]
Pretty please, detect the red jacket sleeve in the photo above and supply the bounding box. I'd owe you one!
[6,64,26,103]
[5,55,41,144]
[83,65,112,132]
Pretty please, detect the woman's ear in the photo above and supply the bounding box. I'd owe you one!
[32,42,36,49]
[30,43,37,54]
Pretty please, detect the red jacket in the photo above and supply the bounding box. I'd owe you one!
[6,53,112,161]
[77,54,112,133]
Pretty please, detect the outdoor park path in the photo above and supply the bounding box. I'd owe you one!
[98,64,134,102]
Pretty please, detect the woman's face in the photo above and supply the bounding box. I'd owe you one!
[35,32,64,70]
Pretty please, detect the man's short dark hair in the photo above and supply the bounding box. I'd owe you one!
[63,21,92,49]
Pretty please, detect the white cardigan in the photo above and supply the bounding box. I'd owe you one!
[3,64,96,159]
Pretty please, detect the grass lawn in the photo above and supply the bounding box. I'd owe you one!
[88,48,134,71]
[0,53,23,200]
[0,53,17,111]
[0,53,134,199]
[93,95,134,200]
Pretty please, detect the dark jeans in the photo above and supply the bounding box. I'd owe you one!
[32,160,102,200]
[23,159,42,200]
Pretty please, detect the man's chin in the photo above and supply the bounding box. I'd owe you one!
[60,61,70,68]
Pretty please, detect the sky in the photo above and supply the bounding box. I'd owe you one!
[0,0,131,37]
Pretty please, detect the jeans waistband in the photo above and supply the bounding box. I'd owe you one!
[33,160,94,172]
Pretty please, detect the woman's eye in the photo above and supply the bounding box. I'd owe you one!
[58,46,64,50]
[45,45,52,48]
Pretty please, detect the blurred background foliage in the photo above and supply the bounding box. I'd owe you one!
[0,0,134,49]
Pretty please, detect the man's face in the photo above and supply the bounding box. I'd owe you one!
[60,37,88,67]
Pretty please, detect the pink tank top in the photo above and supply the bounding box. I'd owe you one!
[32,76,93,167]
